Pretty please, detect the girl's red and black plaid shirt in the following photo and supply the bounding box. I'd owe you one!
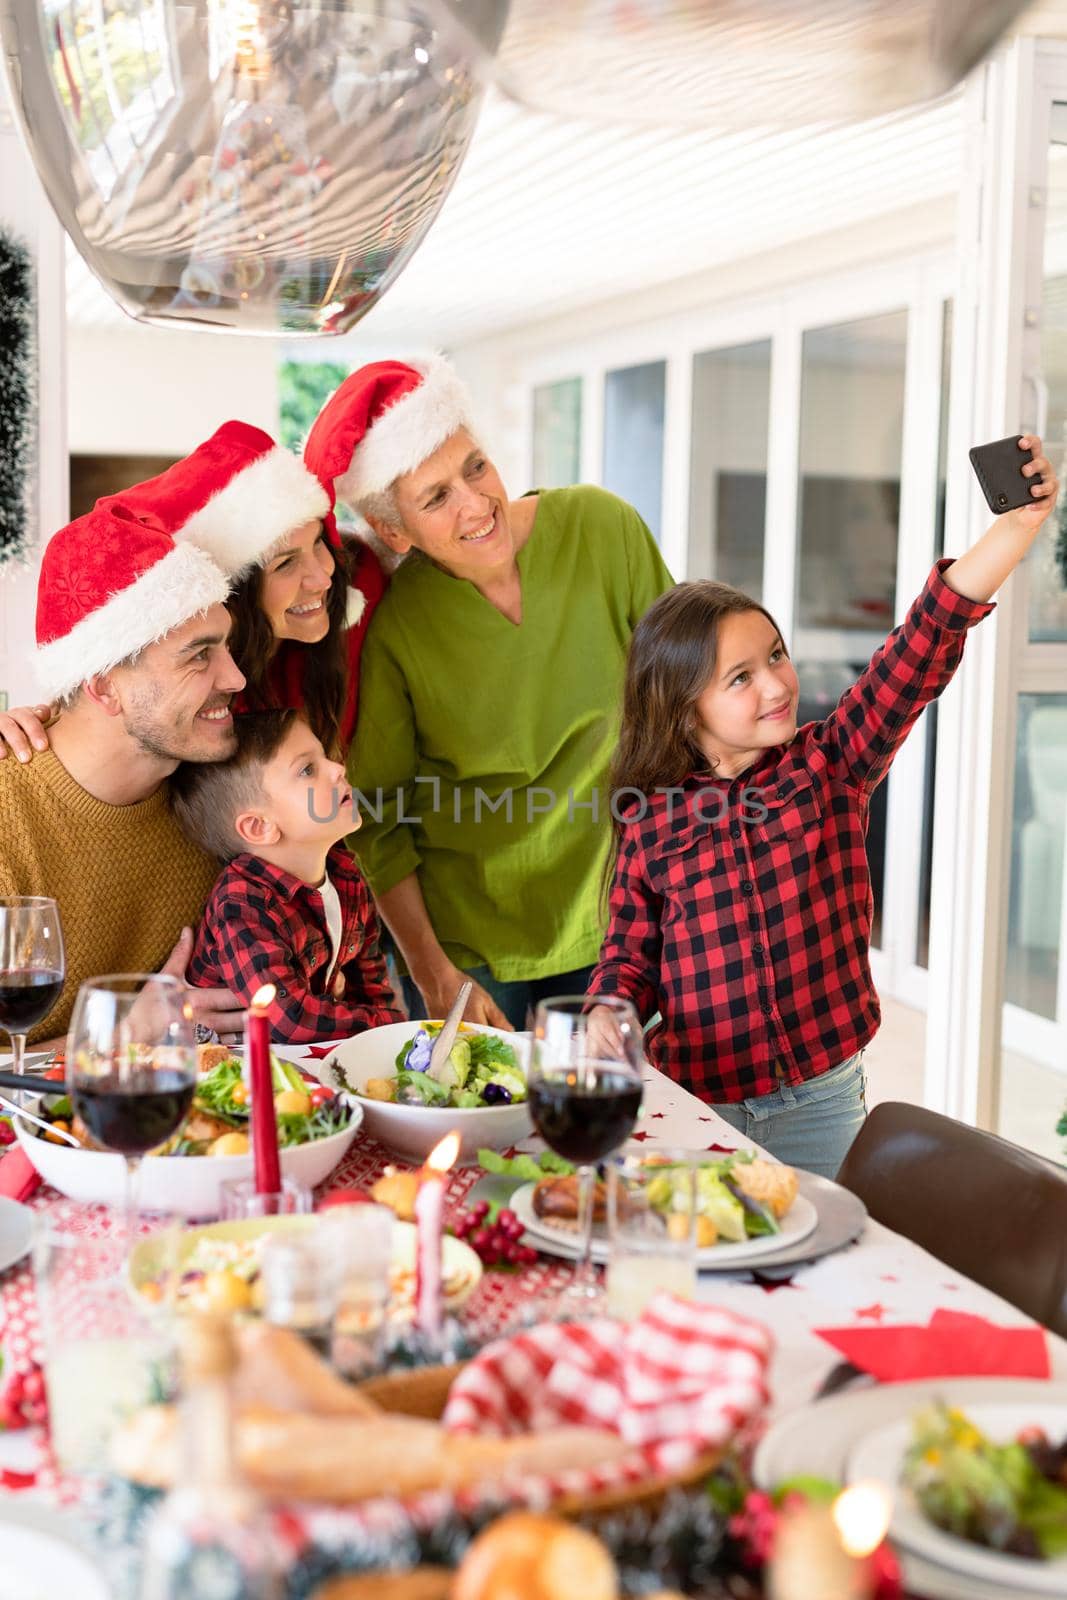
[187,842,402,1044]
[589,561,994,1103]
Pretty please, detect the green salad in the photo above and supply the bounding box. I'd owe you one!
[354,1023,526,1110]
[903,1404,1067,1560]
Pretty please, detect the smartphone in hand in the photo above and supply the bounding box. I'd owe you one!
[968,435,1035,514]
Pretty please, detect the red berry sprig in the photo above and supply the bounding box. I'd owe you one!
[451,1201,538,1269]
[0,1363,47,1431]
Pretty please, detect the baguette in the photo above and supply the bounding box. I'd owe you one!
[233,1324,381,1417]
[113,1406,626,1502]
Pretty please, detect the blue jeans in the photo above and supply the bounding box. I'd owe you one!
[400,963,597,1032]
[710,1052,868,1181]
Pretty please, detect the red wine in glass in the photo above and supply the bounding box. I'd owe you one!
[528,1066,643,1165]
[73,1068,196,1157]
[528,995,644,1308]
[0,970,65,1035]
[0,897,66,1089]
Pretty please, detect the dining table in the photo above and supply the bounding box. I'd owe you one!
[1,1043,1065,1599]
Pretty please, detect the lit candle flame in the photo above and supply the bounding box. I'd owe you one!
[832,1482,892,1558]
[425,1131,461,1175]
[251,984,276,1011]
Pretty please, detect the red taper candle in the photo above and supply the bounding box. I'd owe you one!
[247,984,280,1195]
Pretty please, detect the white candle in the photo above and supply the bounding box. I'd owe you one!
[414,1131,460,1340]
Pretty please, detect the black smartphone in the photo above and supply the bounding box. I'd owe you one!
[968,435,1035,514]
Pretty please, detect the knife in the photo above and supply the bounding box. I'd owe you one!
[0,1070,64,1097]
[427,980,473,1080]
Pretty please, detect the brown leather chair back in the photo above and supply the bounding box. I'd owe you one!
[835,1101,1067,1340]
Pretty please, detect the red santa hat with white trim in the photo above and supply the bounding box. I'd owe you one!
[35,503,231,702]
[303,356,476,515]
[105,420,332,577]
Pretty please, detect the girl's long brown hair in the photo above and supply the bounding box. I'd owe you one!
[603,581,784,898]
[226,532,353,758]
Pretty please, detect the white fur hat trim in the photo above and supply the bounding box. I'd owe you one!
[35,543,231,701]
[178,445,330,576]
[334,357,476,508]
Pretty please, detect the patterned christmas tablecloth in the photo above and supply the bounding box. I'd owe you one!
[2,1050,1066,1594]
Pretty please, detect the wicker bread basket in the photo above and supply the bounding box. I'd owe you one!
[356,1362,722,1518]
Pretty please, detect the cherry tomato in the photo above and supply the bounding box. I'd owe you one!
[309,1085,334,1108]
[230,1082,249,1107]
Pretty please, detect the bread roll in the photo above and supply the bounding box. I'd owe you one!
[453,1513,618,1600]
[371,1167,421,1220]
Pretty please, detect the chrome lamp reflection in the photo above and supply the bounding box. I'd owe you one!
[0,0,493,333]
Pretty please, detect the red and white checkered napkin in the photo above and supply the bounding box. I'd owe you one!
[443,1295,772,1497]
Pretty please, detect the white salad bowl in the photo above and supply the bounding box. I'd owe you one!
[318,1021,532,1166]
[14,1100,363,1221]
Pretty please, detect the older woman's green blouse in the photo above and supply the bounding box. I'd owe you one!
[347,485,674,981]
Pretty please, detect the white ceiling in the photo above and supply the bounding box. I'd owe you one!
[64,0,1067,346]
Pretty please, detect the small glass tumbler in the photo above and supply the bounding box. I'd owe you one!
[606,1148,699,1321]
[321,1203,395,1378]
[259,1224,343,1360]
[34,1204,176,1473]
[218,1175,313,1221]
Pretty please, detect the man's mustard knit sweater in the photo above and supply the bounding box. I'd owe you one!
[0,751,219,1043]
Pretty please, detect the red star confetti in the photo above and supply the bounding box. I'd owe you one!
[649,1112,666,1119]
[301,1043,336,1060]
[879,1274,900,1283]
[630,1130,653,1142]
[705,1142,737,1154]
[856,1303,888,1322]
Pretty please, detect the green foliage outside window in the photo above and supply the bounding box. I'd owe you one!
[278,360,349,451]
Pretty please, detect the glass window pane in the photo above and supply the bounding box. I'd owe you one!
[916,298,953,970]
[794,310,908,950]
[603,360,665,540]
[689,341,771,595]
[1031,114,1067,643]
[532,378,582,488]
[998,693,1067,1161]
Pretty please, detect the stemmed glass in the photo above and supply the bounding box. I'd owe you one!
[527,995,644,1308]
[0,897,65,1081]
[66,974,197,1243]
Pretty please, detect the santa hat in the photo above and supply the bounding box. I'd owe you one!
[105,420,332,576]
[303,357,476,512]
[35,503,231,702]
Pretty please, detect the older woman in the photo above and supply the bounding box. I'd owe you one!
[302,358,674,1028]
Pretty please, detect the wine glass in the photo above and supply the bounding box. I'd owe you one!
[0,897,65,1084]
[66,974,196,1244]
[527,995,644,1308]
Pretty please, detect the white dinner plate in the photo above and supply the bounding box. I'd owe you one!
[848,1402,1067,1597]
[509,1180,817,1268]
[0,1195,33,1275]
[0,1501,111,1599]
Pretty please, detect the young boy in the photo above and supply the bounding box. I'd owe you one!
[172,710,402,1043]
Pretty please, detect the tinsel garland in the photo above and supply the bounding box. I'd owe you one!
[0,226,34,568]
